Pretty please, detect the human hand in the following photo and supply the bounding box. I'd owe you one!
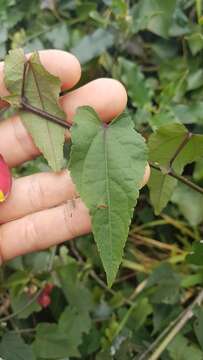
[0,50,150,263]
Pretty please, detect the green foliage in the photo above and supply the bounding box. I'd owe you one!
[1,0,203,359]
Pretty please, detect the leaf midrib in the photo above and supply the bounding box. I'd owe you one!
[29,61,58,170]
[103,125,113,270]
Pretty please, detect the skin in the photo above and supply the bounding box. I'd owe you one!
[0,49,150,263]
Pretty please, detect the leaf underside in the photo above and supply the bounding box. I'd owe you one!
[69,107,148,286]
[4,49,66,171]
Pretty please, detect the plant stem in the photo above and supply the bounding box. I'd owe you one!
[150,162,203,195]
[169,132,193,168]
[196,0,202,22]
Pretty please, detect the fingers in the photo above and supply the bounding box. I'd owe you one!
[0,78,127,167]
[0,199,91,262]
[0,49,81,98]
[0,163,150,262]
[0,170,76,223]
[60,78,127,123]
[0,164,150,224]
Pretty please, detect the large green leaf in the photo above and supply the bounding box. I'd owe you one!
[4,49,66,171]
[148,123,203,214]
[69,107,148,286]
[0,332,36,360]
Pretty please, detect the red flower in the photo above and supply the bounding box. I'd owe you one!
[0,154,12,203]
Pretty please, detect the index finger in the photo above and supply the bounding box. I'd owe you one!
[0,49,81,99]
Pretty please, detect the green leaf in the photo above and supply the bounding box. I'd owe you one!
[148,123,203,214]
[117,57,153,107]
[4,49,66,171]
[171,183,203,226]
[186,242,203,266]
[194,308,203,351]
[34,305,91,359]
[148,110,178,131]
[10,292,41,319]
[172,102,203,125]
[71,28,115,64]
[186,32,203,55]
[147,263,181,304]
[0,332,36,360]
[69,107,148,286]
[167,333,203,360]
[132,0,177,38]
[57,261,93,316]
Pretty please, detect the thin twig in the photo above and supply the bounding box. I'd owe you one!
[0,247,56,323]
[148,288,203,360]
[150,162,203,195]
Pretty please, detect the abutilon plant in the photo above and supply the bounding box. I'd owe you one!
[0,154,12,202]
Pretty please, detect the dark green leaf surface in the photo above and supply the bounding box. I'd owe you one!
[0,332,36,360]
[69,107,148,285]
[167,334,203,360]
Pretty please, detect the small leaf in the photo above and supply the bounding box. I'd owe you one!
[69,107,148,286]
[148,123,203,214]
[4,49,66,171]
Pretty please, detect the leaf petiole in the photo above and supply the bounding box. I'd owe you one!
[20,61,70,129]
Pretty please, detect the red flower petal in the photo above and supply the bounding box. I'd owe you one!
[0,155,12,202]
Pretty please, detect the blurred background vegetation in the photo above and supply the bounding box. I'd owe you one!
[0,0,203,359]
